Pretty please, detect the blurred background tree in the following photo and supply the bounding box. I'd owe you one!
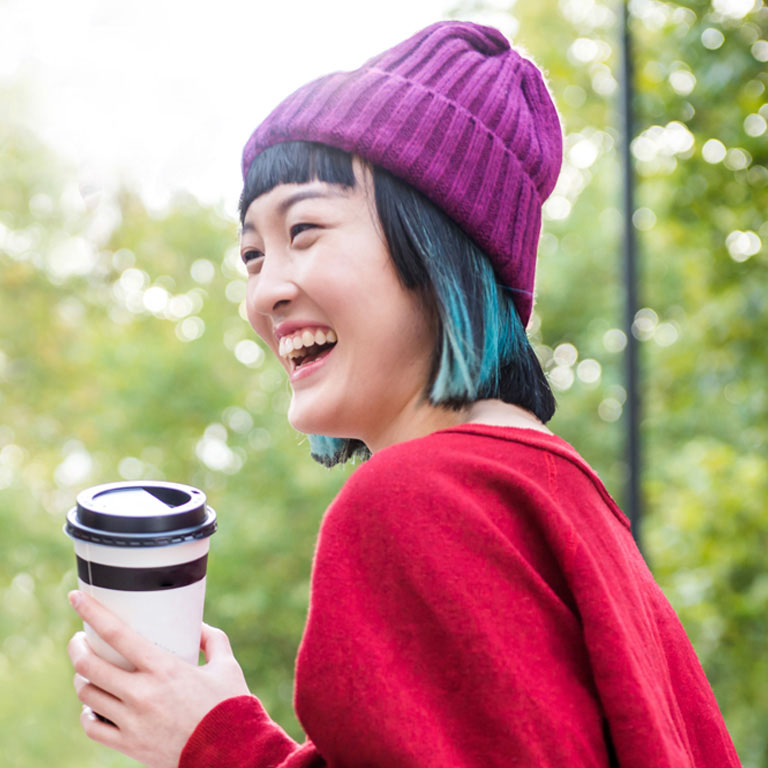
[0,114,353,765]
[1,1,766,766]
[451,0,767,764]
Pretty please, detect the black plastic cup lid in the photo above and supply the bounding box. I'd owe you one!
[65,481,217,546]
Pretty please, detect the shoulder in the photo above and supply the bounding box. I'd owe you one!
[316,432,525,583]
[325,424,627,539]
[337,425,562,501]
[325,427,543,537]
[336,428,498,503]
[312,428,588,610]
[323,431,478,538]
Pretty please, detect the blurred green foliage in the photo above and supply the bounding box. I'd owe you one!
[454,0,767,764]
[1,1,766,766]
[0,126,352,765]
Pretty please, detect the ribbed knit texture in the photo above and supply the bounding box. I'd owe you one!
[241,21,562,326]
[180,426,741,768]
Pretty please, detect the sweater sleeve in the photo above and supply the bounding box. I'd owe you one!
[291,445,613,768]
[179,695,324,768]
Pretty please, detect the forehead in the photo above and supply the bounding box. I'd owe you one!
[240,174,374,238]
[242,156,375,225]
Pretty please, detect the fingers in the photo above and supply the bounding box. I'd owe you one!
[68,630,131,698]
[80,705,124,750]
[200,623,234,663]
[69,591,157,670]
[74,673,124,725]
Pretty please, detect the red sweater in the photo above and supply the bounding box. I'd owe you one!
[180,425,740,767]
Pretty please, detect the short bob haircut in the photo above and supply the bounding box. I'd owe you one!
[240,141,556,467]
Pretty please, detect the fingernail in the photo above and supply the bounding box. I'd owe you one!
[69,590,82,609]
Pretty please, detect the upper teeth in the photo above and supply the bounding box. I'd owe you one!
[278,328,337,358]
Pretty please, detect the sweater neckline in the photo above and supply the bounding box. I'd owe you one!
[436,421,576,453]
[430,423,631,530]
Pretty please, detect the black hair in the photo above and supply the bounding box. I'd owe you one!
[240,141,555,466]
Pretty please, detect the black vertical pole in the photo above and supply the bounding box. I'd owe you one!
[619,1,642,549]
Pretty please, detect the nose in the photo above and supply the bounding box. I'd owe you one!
[246,248,299,320]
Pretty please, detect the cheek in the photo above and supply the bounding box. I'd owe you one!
[393,290,437,350]
[245,283,260,327]
[245,287,273,347]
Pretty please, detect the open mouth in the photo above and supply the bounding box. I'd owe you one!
[278,328,338,371]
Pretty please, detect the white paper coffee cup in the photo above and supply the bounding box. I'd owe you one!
[64,481,217,670]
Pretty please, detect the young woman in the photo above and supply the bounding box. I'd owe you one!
[67,21,740,768]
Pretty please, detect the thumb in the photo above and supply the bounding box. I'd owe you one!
[200,623,234,664]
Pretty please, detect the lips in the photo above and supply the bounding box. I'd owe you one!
[275,326,338,378]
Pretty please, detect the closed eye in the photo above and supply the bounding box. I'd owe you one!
[290,222,317,243]
[241,249,264,273]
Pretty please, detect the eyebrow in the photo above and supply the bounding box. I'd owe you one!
[240,187,349,235]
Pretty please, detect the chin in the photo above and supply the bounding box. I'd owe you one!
[287,399,344,440]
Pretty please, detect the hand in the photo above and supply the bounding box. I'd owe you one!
[67,590,250,768]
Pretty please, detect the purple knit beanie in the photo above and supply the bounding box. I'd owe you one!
[241,20,562,326]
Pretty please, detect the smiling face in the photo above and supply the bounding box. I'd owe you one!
[240,163,449,452]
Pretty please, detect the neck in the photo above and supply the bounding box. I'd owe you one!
[465,399,553,434]
[365,400,469,454]
[366,398,551,453]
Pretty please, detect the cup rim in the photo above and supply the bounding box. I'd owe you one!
[65,481,217,546]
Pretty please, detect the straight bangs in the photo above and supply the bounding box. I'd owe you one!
[238,141,554,469]
[239,141,357,224]
[239,141,367,468]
